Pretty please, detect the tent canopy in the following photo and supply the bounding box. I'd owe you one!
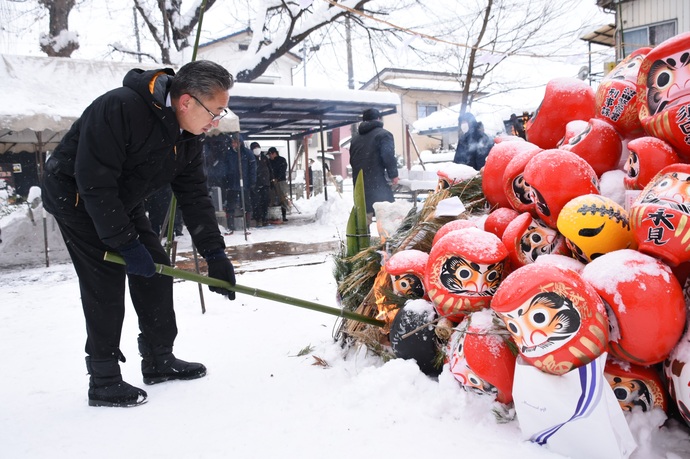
[0,54,240,154]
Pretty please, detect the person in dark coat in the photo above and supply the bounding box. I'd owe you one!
[268,147,290,222]
[453,112,494,170]
[227,135,256,231]
[348,108,399,223]
[41,60,237,408]
[249,141,273,226]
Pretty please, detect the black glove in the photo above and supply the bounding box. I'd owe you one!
[119,240,156,278]
[205,249,236,300]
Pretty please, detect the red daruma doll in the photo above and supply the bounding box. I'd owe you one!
[491,263,609,375]
[582,249,686,367]
[630,163,690,266]
[425,227,508,323]
[522,149,600,229]
[595,47,651,139]
[637,32,690,160]
[525,77,596,149]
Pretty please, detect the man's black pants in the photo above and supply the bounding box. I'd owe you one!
[54,208,178,362]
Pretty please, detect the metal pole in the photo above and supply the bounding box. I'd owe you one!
[235,135,249,241]
[318,119,328,200]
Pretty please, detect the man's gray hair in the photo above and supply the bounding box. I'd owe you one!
[170,60,234,99]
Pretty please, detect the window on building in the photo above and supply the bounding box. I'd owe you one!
[307,131,332,149]
[622,20,676,57]
[417,103,439,120]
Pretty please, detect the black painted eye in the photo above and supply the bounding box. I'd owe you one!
[457,268,473,280]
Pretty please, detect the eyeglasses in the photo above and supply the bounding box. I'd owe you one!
[190,94,229,122]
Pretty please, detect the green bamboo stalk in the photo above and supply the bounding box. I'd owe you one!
[353,170,370,250]
[345,207,359,257]
[104,251,385,327]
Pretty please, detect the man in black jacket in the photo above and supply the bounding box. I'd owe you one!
[349,108,399,224]
[268,147,290,222]
[42,60,237,408]
[249,141,273,226]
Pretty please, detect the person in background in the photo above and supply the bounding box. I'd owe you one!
[41,60,237,408]
[453,112,494,170]
[267,146,289,222]
[308,158,315,194]
[249,141,273,227]
[509,113,527,140]
[203,132,234,233]
[226,134,256,232]
[348,108,399,225]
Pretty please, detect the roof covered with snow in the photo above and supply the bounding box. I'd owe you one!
[0,54,241,154]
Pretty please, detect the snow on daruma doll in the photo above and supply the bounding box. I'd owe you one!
[501,212,570,270]
[595,47,651,139]
[525,77,596,149]
[556,194,635,263]
[630,163,690,266]
[385,249,429,300]
[491,263,609,375]
[582,249,686,366]
[604,358,668,413]
[664,325,690,427]
[436,163,479,192]
[446,309,517,404]
[623,136,681,190]
[431,219,477,247]
[637,32,690,160]
[425,227,508,323]
[522,149,600,229]
[482,141,541,209]
[558,118,623,177]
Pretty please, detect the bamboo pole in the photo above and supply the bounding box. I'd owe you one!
[104,252,385,327]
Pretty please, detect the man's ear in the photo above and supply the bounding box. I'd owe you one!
[178,94,193,113]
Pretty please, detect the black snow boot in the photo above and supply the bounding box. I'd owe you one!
[138,334,207,385]
[86,357,147,407]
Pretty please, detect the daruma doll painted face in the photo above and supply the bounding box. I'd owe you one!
[491,263,609,375]
[385,249,429,299]
[637,32,690,160]
[425,228,508,323]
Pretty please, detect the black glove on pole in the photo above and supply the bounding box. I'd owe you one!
[119,240,156,277]
[205,249,236,300]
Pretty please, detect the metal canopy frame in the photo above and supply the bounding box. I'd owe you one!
[227,83,399,141]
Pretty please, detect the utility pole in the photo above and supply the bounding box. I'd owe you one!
[346,16,356,137]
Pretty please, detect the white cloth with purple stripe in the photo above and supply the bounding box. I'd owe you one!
[513,353,636,459]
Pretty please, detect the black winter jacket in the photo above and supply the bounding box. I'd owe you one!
[254,153,273,188]
[349,120,398,213]
[270,155,288,182]
[453,112,494,170]
[42,67,224,256]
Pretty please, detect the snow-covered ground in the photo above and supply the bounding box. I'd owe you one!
[2,181,690,459]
